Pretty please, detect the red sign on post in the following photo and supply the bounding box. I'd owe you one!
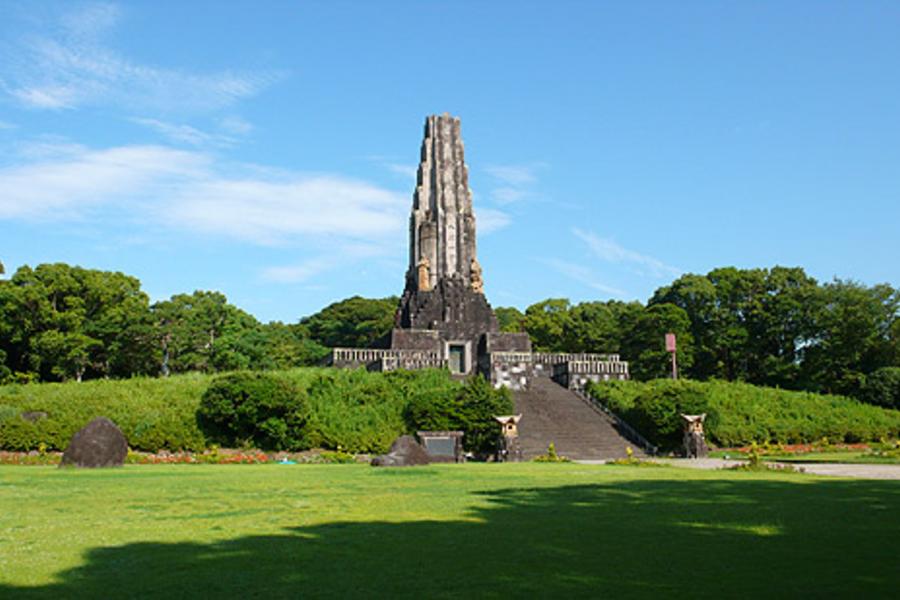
[665,333,677,353]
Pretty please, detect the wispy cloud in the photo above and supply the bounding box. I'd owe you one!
[476,207,511,234]
[0,120,16,130]
[2,3,280,113]
[386,163,417,179]
[573,228,681,278]
[0,143,207,220]
[483,163,544,205]
[166,175,405,244]
[261,244,386,284]
[129,117,246,148]
[541,258,626,297]
[260,257,335,284]
[484,165,538,186]
[0,141,406,244]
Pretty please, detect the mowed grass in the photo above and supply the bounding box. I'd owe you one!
[1,464,899,598]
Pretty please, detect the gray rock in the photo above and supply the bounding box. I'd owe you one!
[371,435,431,467]
[20,411,48,423]
[60,417,128,468]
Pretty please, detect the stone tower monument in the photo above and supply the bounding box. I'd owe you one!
[396,114,498,337]
[386,113,530,374]
[329,114,628,390]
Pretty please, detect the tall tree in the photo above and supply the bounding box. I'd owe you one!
[300,296,398,348]
[523,299,574,352]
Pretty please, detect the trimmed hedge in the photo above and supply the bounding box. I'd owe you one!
[587,379,900,451]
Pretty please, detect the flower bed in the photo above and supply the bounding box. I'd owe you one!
[0,448,361,466]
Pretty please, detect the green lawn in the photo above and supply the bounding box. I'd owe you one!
[1,464,898,598]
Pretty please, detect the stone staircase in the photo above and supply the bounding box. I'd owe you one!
[513,377,649,461]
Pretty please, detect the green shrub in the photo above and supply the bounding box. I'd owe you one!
[405,374,513,457]
[0,374,209,451]
[198,371,305,451]
[587,378,900,451]
[860,367,900,409]
[301,368,460,454]
[532,442,571,462]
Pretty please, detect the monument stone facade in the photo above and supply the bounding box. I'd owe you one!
[329,114,628,390]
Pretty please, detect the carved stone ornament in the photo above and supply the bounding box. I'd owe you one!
[417,256,431,291]
[470,257,484,293]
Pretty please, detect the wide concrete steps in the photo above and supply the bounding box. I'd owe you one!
[513,377,646,461]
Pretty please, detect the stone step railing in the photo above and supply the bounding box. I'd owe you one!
[533,352,622,364]
[553,360,629,376]
[377,356,449,372]
[574,389,658,456]
[331,347,442,365]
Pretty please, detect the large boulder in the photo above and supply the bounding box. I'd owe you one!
[60,417,128,468]
[371,435,431,467]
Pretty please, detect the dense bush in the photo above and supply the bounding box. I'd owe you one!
[860,367,900,409]
[587,379,900,451]
[198,372,305,450]
[0,374,209,451]
[0,366,513,456]
[405,374,513,457]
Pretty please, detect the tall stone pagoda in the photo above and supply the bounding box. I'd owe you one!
[330,114,629,390]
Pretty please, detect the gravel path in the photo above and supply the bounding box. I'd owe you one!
[644,458,900,480]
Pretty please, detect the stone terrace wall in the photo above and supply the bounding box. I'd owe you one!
[552,360,629,391]
[329,348,446,372]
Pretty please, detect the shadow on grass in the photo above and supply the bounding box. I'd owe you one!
[5,477,900,598]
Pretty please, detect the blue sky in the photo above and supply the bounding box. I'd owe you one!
[1,1,899,323]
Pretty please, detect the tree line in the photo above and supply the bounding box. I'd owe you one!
[499,266,900,404]
[1,262,898,407]
[0,263,384,383]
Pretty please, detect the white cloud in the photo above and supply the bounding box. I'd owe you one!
[0,143,207,220]
[130,117,234,147]
[218,116,254,135]
[386,163,417,179]
[3,3,279,113]
[484,165,538,186]
[166,175,405,243]
[573,228,681,279]
[476,208,511,234]
[260,244,386,284]
[491,187,526,204]
[484,163,544,205]
[542,258,626,297]
[260,257,334,284]
[0,142,406,244]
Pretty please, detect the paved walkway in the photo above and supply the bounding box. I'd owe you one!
[661,458,900,479]
[578,458,900,480]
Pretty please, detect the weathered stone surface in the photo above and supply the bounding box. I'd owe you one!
[395,114,499,348]
[371,435,431,467]
[60,417,128,468]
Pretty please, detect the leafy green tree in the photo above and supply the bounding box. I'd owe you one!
[801,281,900,396]
[860,367,900,409]
[0,263,157,381]
[301,296,398,348]
[523,299,573,352]
[495,306,525,333]
[154,291,265,374]
[621,303,694,380]
[258,322,330,369]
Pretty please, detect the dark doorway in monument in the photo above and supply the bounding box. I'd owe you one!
[448,344,466,374]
